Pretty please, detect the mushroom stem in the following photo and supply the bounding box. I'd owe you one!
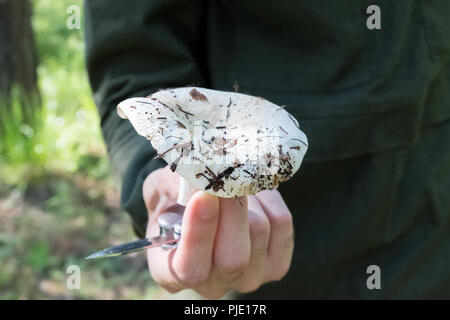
[177,177,199,206]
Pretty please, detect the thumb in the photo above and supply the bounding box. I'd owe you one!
[172,191,220,284]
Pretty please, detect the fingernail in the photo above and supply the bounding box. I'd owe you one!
[194,191,219,220]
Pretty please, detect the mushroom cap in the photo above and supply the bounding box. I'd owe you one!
[117,87,308,197]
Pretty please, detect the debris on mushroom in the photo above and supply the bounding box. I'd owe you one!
[117,87,308,205]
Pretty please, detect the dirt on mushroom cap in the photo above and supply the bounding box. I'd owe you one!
[117,87,308,198]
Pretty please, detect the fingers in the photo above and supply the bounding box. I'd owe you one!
[145,182,294,298]
[147,191,219,292]
[213,197,251,283]
[143,165,180,214]
[172,192,220,286]
[256,190,294,281]
[190,196,251,299]
[233,195,270,293]
[149,194,251,299]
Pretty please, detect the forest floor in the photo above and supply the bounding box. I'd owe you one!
[0,171,203,299]
[0,0,205,300]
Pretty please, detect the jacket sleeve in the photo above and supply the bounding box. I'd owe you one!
[84,0,208,237]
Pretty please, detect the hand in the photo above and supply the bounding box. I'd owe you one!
[143,165,294,299]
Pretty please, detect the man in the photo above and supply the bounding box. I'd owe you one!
[85,0,450,298]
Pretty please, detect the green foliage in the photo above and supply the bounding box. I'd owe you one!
[0,0,199,300]
[0,0,108,185]
[0,88,45,169]
[25,239,58,272]
[33,0,85,68]
[0,0,168,300]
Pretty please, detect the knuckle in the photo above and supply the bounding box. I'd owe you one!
[160,283,181,294]
[217,258,249,282]
[268,263,290,282]
[272,210,293,231]
[150,270,184,294]
[235,281,262,294]
[199,289,227,300]
[176,267,209,287]
[143,168,163,189]
[273,270,288,282]
[249,214,270,239]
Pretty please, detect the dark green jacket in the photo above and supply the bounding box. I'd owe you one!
[85,0,450,298]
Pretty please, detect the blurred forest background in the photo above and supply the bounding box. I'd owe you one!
[0,0,198,299]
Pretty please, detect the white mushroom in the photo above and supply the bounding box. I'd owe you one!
[117,87,308,205]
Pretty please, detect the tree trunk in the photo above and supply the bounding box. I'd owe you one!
[0,0,39,101]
